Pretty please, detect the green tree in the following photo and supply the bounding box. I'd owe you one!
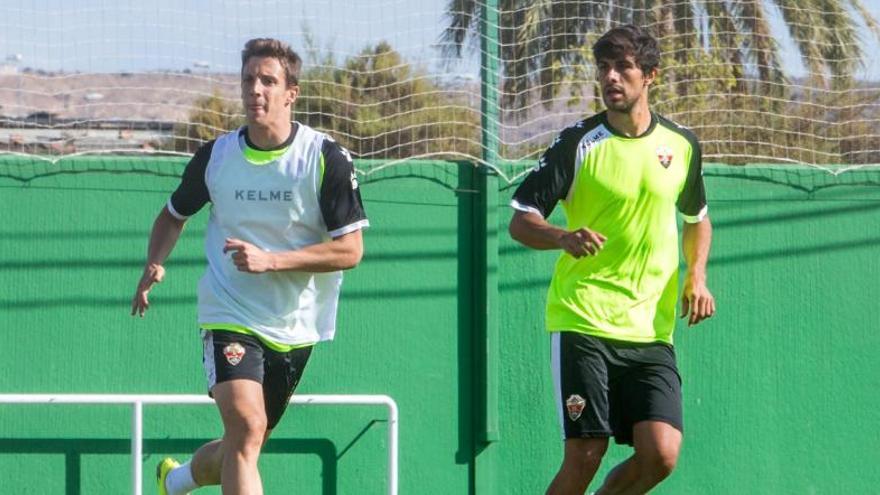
[172,91,244,153]
[298,41,479,160]
[173,42,479,162]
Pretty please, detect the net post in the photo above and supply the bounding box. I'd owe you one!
[132,400,143,495]
[479,0,501,447]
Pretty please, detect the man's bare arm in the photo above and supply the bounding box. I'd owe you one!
[509,210,606,257]
[223,229,364,274]
[681,217,715,326]
[131,206,187,317]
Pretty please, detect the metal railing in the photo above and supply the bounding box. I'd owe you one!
[0,394,398,495]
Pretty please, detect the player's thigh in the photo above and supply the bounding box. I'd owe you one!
[552,331,613,439]
[212,379,267,433]
[202,330,269,431]
[202,330,266,392]
[609,343,682,445]
[262,345,313,430]
[631,345,682,431]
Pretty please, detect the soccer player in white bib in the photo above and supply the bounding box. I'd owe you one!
[509,25,715,494]
[131,38,368,495]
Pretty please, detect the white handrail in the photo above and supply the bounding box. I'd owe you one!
[0,394,398,495]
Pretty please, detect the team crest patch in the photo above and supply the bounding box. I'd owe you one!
[566,394,586,421]
[223,342,246,366]
[350,170,359,190]
[657,145,674,168]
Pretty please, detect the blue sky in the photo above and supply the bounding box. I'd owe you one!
[1,0,878,81]
[0,0,466,74]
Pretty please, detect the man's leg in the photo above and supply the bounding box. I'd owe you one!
[200,379,268,495]
[160,330,286,494]
[161,383,272,495]
[187,426,274,487]
[546,437,609,495]
[187,440,222,486]
[186,341,311,492]
[549,332,616,495]
[595,420,681,495]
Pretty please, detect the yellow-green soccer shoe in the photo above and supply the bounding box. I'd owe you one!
[156,457,180,495]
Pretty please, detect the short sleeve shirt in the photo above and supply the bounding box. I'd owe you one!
[512,112,707,344]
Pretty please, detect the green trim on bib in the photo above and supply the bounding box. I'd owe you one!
[241,144,290,165]
[201,323,315,352]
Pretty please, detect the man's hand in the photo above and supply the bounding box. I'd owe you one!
[681,274,715,326]
[224,238,275,273]
[131,263,165,317]
[558,228,607,258]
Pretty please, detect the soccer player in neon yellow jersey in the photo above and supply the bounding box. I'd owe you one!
[510,25,715,495]
[131,38,367,495]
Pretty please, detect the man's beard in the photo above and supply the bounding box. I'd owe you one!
[603,95,635,113]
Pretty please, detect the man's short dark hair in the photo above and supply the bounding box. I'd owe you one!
[592,25,660,74]
[241,38,302,87]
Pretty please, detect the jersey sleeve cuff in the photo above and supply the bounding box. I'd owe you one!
[166,199,189,220]
[510,199,544,217]
[328,219,369,238]
[681,205,708,224]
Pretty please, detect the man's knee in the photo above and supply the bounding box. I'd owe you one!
[226,412,268,448]
[213,380,269,454]
[635,440,679,480]
[632,421,681,481]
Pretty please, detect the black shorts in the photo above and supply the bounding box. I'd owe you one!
[551,331,683,446]
[202,330,312,429]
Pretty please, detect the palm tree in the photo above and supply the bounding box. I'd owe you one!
[442,0,880,165]
[442,0,880,106]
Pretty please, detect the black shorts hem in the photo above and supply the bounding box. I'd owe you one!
[613,415,684,446]
[206,376,263,398]
[630,414,683,432]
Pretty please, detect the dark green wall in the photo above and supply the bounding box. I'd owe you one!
[1,159,878,494]
[0,160,473,495]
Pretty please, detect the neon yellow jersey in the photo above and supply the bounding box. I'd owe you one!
[511,112,707,344]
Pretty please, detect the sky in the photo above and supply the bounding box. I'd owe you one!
[0,0,472,75]
[0,0,878,81]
